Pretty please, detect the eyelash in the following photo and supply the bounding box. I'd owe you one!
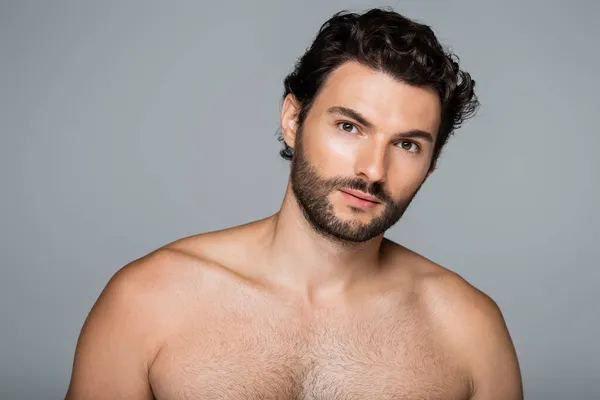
[397,140,421,154]
[337,121,358,134]
[336,121,421,154]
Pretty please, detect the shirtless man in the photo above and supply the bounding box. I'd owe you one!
[66,8,523,400]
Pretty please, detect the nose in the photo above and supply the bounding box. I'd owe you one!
[353,137,388,183]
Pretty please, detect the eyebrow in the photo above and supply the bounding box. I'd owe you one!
[326,106,434,143]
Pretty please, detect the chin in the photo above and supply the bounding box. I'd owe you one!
[336,206,380,219]
[334,215,377,231]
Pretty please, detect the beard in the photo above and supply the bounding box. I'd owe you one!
[290,128,424,244]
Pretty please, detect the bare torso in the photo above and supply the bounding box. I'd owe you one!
[146,230,472,399]
[66,219,521,400]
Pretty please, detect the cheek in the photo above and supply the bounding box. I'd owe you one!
[322,131,356,159]
[387,158,429,195]
[308,127,357,170]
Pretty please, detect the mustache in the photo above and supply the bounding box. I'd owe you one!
[326,178,392,203]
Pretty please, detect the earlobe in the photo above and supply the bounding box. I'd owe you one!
[281,94,300,149]
[427,159,437,176]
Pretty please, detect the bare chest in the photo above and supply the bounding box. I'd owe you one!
[149,302,470,400]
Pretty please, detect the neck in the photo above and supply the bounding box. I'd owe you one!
[263,183,385,301]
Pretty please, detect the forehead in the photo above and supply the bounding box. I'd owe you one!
[311,61,442,136]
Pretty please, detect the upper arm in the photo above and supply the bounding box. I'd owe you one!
[468,295,523,400]
[424,270,523,400]
[66,258,166,400]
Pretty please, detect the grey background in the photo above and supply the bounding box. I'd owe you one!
[1,0,598,399]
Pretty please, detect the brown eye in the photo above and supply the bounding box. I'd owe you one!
[398,140,419,153]
[338,122,357,133]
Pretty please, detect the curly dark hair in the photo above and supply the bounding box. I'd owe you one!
[278,8,479,169]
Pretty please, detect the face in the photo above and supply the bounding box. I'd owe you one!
[283,61,441,243]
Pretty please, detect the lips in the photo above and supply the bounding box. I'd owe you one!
[339,189,381,203]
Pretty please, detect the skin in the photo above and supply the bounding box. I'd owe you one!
[66,61,523,399]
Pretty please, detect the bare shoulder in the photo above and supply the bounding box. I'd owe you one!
[384,241,523,399]
[411,252,502,326]
[108,244,208,302]
[75,230,249,359]
[95,225,259,329]
[84,245,214,345]
[382,240,507,328]
[66,243,215,398]
[110,217,272,306]
[110,230,252,306]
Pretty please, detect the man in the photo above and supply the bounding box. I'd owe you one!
[66,8,522,400]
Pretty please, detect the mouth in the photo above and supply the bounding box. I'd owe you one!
[339,189,381,205]
[339,188,380,203]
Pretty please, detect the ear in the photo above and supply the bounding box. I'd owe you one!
[280,94,301,149]
[426,158,437,177]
